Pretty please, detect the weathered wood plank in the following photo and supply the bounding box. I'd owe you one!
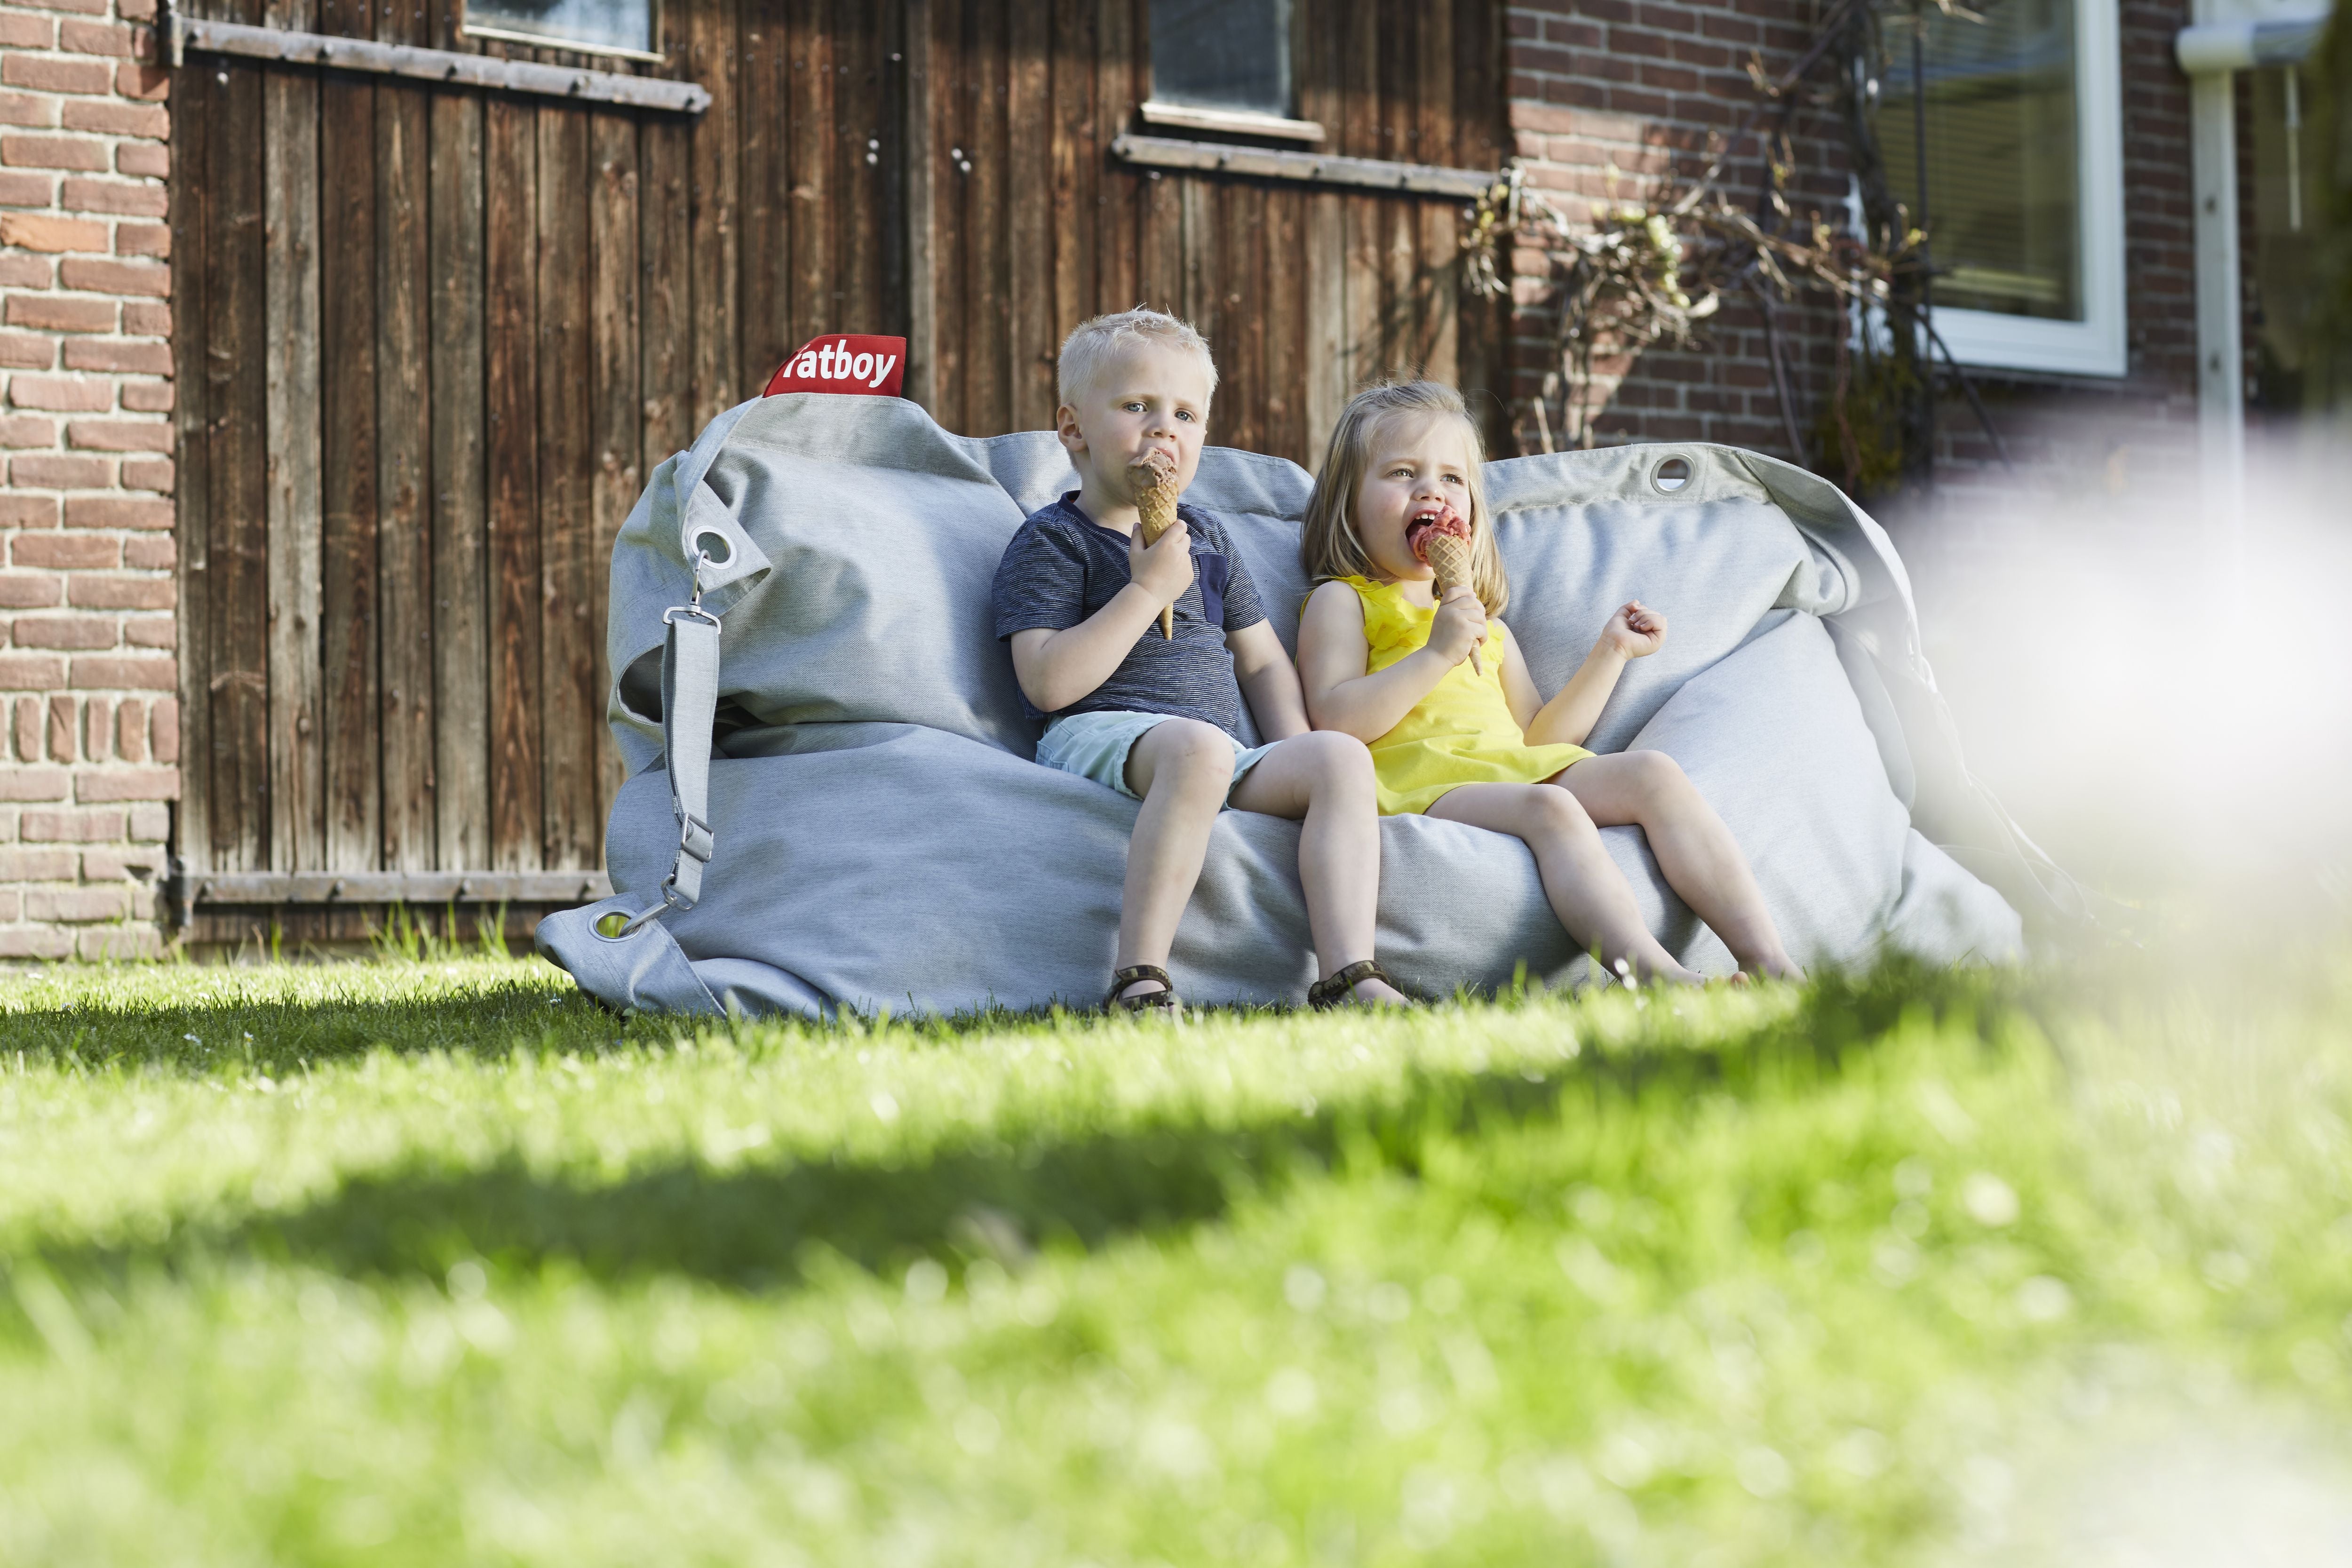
[588,108,640,850]
[1136,146,1181,322]
[640,109,691,469]
[535,103,595,871]
[318,62,380,870]
[687,0,741,429]
[902,0,938,411]
[738,6,788,387]
[1265,182,1308,464]
[484,96,543,872]
[1217,178,1260,452]
[1049,0,1095,357]
[428,87,489,871]
[1178,175,1211,345]
[262,0,324,873]
[787,0,832,357]
[926,0,967,428]
[1005,0,1052,430]
[1416,0,1459,389]
[1339,2,1383,394]
[963,0,1009,434]
[168,43,214,872]
[836,0,882,340]
[376,0,434,870]
[1304,189,1347,465]
[1093,0,1139,316]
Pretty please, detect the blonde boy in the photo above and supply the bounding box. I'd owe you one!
[990,309,1407,1010]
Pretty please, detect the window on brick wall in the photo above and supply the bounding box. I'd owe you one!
[1143,0,1321,143]
[1876,0,2126,376]
[462,0,660,63]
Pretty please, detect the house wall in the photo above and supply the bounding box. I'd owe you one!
[0,0,176,959]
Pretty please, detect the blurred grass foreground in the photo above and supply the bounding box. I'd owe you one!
[4,943,2352,1566]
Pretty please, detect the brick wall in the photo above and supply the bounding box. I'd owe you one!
[1500,0,2206,504]
[0,0,175,959]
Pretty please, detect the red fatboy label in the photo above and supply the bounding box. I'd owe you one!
[763,334,906,398]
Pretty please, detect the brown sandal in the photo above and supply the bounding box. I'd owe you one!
[1106,964,1180,1013]
[1308,959,1410,1009]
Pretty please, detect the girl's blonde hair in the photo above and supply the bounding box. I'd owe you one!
[1301,381,1508,615]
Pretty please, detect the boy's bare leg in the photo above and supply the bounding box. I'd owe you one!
[1551,751,1803,979]
[1428,781,1704,985]
[1114,720,1249,1001]
[1228,731,1409,1004]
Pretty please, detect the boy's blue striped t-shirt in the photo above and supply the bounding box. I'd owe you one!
[990,492,1267,739]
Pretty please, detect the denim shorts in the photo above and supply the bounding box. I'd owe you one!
[1034,709,1276,804]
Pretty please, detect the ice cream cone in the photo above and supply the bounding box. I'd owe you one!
[1414,524,1483,676]
[1135,461,1180,639]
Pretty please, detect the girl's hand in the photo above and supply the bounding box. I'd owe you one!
[1600,599,1665,659]
[1428,584,1489,668]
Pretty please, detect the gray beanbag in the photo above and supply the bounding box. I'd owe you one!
[540,395,2046,1018]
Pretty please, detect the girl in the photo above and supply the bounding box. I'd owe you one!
[1295,382,1801,983]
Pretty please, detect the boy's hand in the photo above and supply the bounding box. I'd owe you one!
[1428,583,1489,668]
[1129,516,1194,611]
[1599,599,1666,659]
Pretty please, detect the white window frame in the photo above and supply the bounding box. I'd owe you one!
[1913,0,2127,377]
[460,0,667,65]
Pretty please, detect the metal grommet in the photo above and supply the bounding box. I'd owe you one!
[593,911,631,940]
[1651,455,1693,494]
[691,529,735,568]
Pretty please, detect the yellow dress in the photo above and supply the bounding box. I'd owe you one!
[1334,574,1591,816]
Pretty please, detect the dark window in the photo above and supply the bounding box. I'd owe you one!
[1149,0,1293,120]
[464,0,657,61]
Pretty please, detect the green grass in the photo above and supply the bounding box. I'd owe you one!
[3,947,2351,1565]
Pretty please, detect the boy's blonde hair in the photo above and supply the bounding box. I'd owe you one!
[1056,307,1219,408]
[1301,381,1508,616]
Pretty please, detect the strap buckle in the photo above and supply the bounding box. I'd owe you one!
[661,548,723,628]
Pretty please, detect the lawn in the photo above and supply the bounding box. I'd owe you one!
[3,943,2350,1565]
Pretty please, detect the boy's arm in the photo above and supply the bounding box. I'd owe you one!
[1227,620,1309,740]
[1007,521,1196,713]
[1518,600,1665,747]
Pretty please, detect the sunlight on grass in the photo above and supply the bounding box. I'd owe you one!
[2,945,2349,1565]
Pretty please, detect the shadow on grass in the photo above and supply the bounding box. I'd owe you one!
[24,964,2019,1296]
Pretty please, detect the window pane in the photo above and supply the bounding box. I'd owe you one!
[467,0,653,56]
[1150,0,1292,119]
[1880,0,2081,321]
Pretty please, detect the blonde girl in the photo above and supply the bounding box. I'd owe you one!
[1295,382,1801,983]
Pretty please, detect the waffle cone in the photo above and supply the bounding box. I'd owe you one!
[1420,533,1484,676]
[1136,464,1180,639]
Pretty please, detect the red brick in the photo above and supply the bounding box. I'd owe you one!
[73,762,175,798]
[13,614,117,650]
[10,693,37,759]
[0,57,113,96]
[127,798,164,839]
[123,613,170,648]
[26,884,127,922]
[68,416,168,449]
[60,176,164,217]
[8,373,111,411]
[0,89,58,127]
[115,143,166,178]
[59,18,139,57]
[69,654,171,689]
[113,221,167,258]
[0,846,76,879]
[0,15,55,48]
[120,300,166,334]
[10,454,113,487]
[113,695,144,762]
[116,380,171,413]
[0,211,107,252]
[19,805,122,841]
[0,330,53,368]
[0,412,56,445]
[13,532,112,568]
[46,693,72,759]
[118,0,160,24]
[149,694,175,764]
[115,64,168,101]
[64,573,167,611]
[60,99,168,138]
[83,844,164,880]
[62,336,168,374]
[0,169,53,205]
[116,457,168,493]
[0,928,74,959]
[0,572,60,608]
[79,692,109,760]
[120,534,168,569]
[57,255,167,296]
[1,131,110,169]
[0,252,51,288]
[0,762,66,798]
[63,495,168,529]
[6,293,113,332]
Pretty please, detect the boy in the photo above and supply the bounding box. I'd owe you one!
[992,309,1408,1010]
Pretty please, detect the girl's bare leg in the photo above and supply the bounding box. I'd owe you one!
[1551,751,1803,979]
[1228,731,1409,1004]
[1114,720,1246,1000]
[1428,781,1703,985]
